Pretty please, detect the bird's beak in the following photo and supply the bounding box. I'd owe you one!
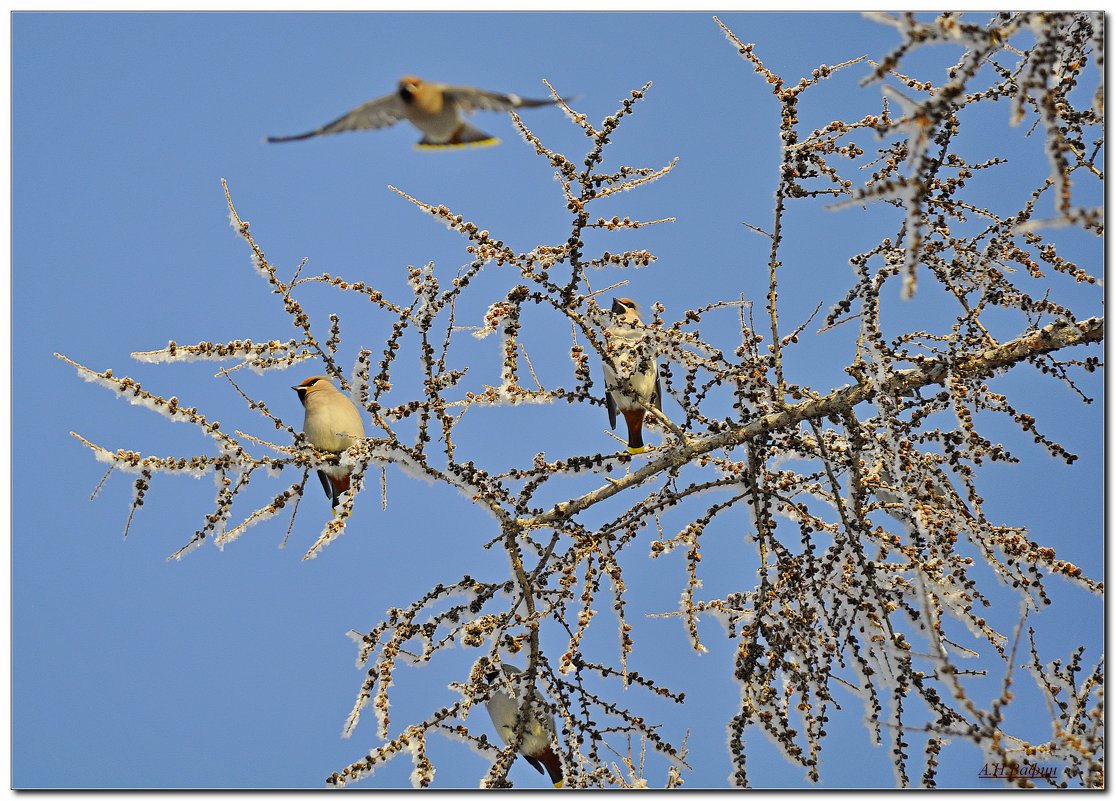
[611,298,625,314]
[484,670,499,683]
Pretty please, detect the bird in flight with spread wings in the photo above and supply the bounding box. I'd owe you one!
[268,75,564,150]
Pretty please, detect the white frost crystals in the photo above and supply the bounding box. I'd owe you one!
[131,337,315,375]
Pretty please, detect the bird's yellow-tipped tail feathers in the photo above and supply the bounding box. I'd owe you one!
[414,137,500,151]
[416,120,500,150]
[528,744,564,789]
[619,409,650,454]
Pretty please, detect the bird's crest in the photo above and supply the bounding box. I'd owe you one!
[293,376,336,402]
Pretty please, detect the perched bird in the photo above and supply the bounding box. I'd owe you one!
[602,297,662,455]
[485,665,564,788]
[268,75,562,150]
[292,376,366,509]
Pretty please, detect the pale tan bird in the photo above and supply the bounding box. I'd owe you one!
[603,297,662,455]
[268,75,562,150]
[485,665,564,788]
[293,376,366,509]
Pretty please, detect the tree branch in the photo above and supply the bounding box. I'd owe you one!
[521,316,1103,529]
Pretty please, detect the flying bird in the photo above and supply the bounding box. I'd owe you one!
[293,376,366,510]
[268,75,562,150]
[484,664,564,788]
[602,297,662,455]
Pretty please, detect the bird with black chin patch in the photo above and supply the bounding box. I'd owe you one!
[268,75,564,150]
[292,376,365,512]
[602,297,662,455]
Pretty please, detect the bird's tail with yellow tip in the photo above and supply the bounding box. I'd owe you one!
[539,744,564,788]
[416,122,499,150]
[621,409,650,455]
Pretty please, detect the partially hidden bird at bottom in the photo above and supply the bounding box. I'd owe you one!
[485,664,564,788]
[293,376,366,510]
[268,75,564,150]
[603,297,662,454]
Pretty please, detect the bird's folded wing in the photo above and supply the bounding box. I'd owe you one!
[268,93,406,142]
[522,755,546,776]
[605,391,618,430]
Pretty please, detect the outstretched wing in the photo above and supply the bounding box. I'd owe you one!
[268,93,406,142]
[443,85,560,113]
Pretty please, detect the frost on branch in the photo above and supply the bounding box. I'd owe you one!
[61,12,1101,789]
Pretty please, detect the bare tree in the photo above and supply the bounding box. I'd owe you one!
[58,12,1103,789]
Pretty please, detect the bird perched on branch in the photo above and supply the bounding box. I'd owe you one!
[293,376,365,511]
[268,75,563,150]
[603,297,662,455]
[485,664,564,788]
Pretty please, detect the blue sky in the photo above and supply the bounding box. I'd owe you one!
[12,11,1103,790]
